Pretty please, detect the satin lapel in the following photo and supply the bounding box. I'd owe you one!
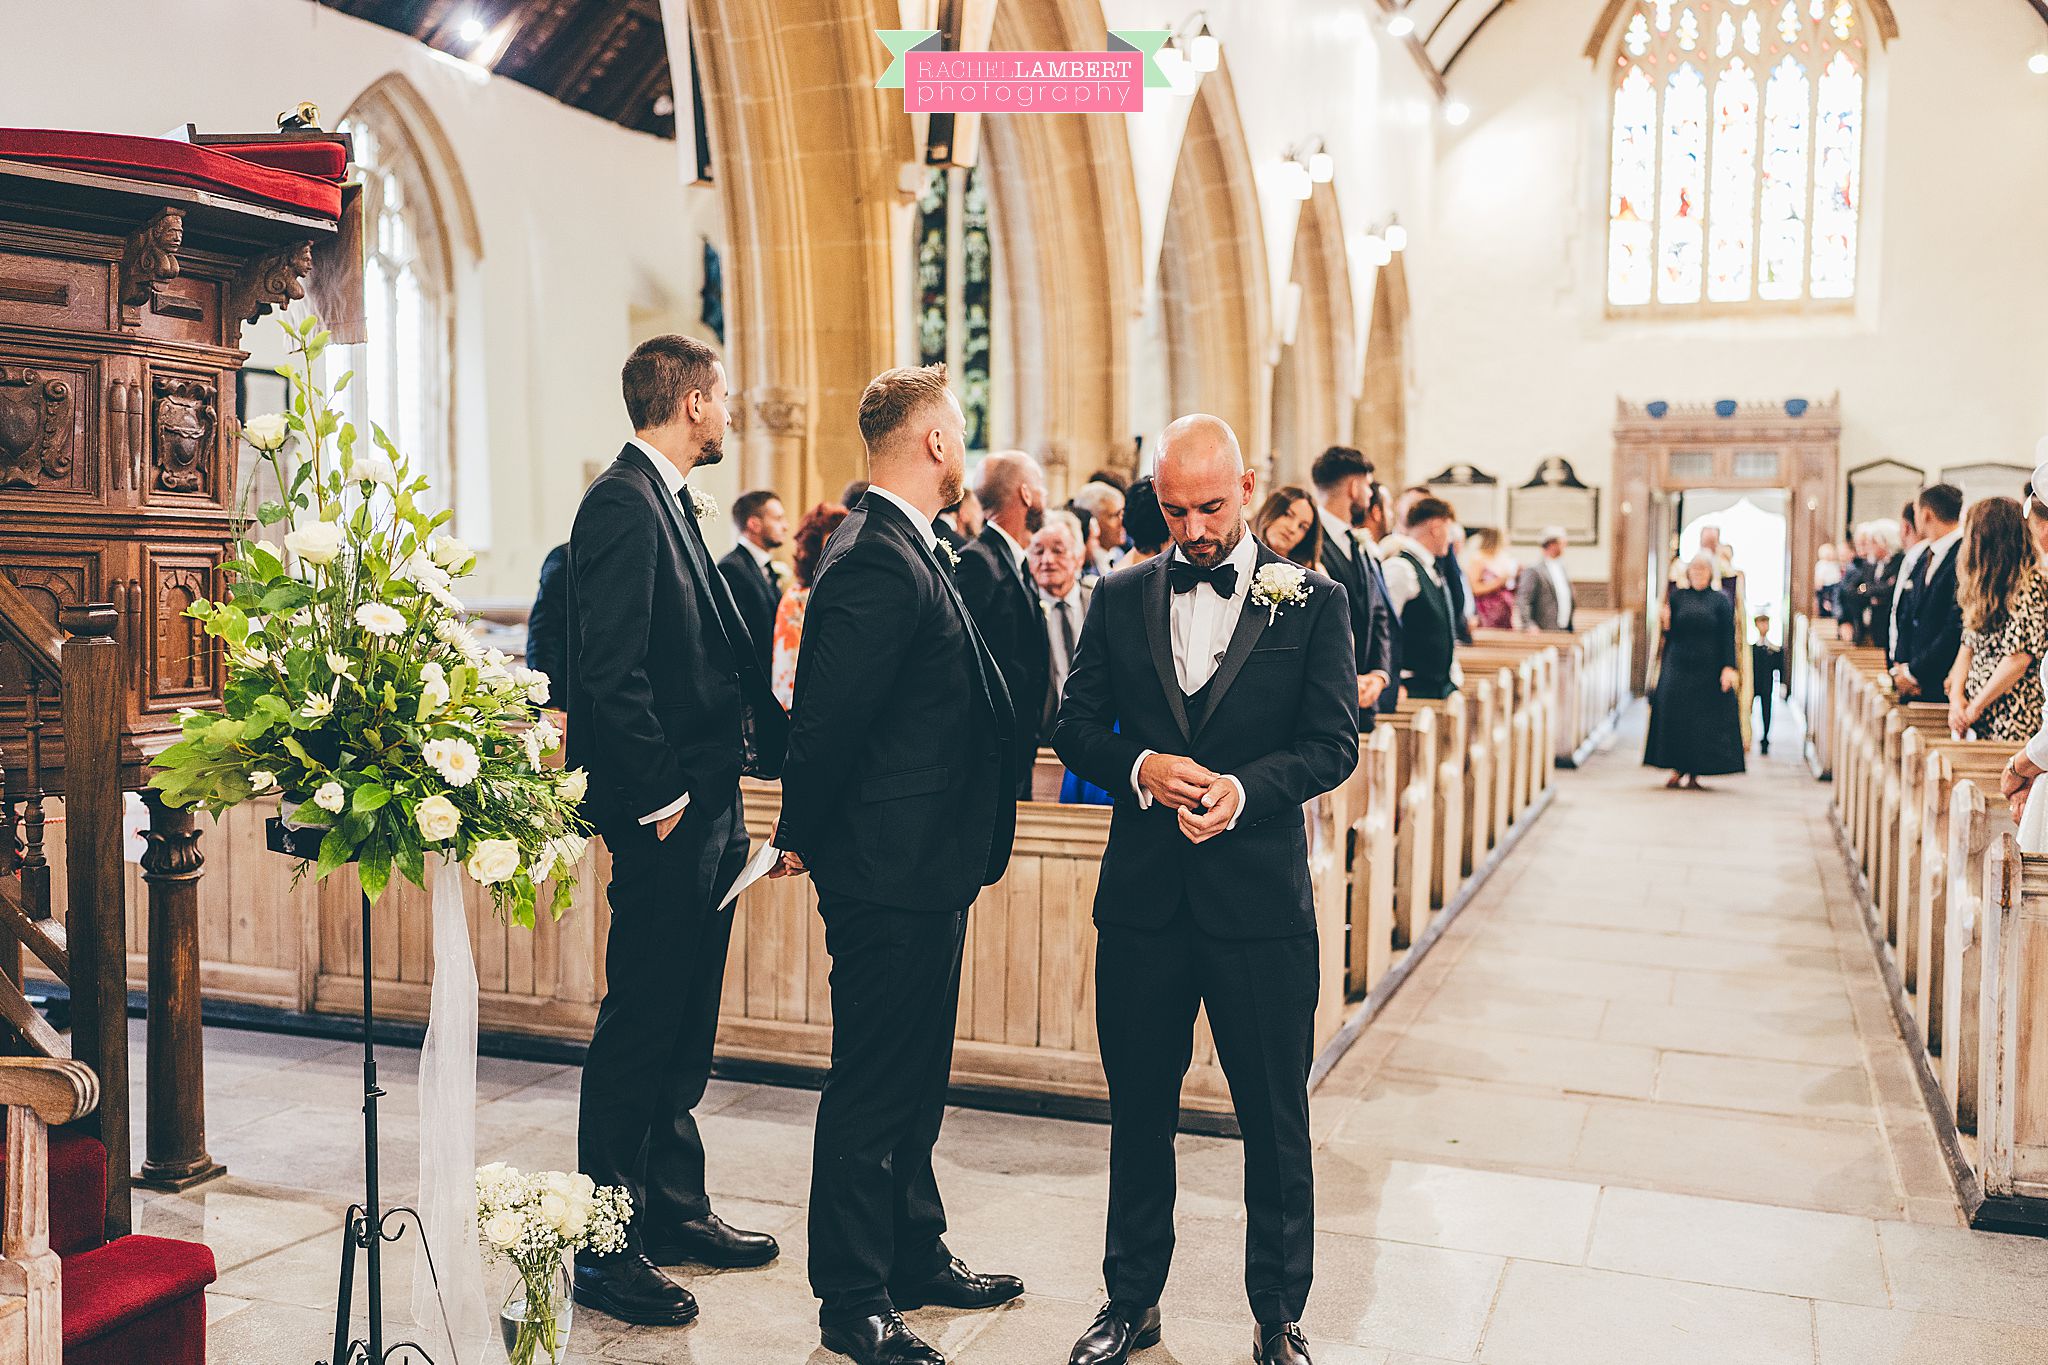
[1143,556,1192,743]
[640,453,742,659]
[1193,543,1277,741]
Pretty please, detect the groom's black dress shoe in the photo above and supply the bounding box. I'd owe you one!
[820,1309,947,1364]
[1068,1301,1162,1364]
[643,1212,780,1268]
[1253,1322,1312,1364]
[571,1250,698,1326]
[889,1256,1025,1310]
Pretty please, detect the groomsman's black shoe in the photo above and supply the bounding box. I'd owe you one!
[571,1250,698,1326]
[1068,1301,1162,1364]
[1253,1322,1313,1364]
[643,1212,780,1268]
[820,1309,947,1365]
[889,1256,1025,1310]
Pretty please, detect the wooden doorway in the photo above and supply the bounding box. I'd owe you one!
[1611,398,1840,691]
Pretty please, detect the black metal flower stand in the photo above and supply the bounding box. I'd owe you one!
[268,818,450,1364]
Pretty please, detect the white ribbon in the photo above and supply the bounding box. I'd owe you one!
[414,853,489,1349]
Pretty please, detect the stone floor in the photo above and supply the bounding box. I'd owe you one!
[127,703,2048,1362]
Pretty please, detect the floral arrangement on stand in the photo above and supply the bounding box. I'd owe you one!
[476,1163,631,1365]
[148,310,591,925]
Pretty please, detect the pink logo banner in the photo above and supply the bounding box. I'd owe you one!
[902,49,1145,112]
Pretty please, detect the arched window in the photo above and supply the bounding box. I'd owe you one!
[337,97,455,511]
[1606,0,1868,311]
[913,165,993,452]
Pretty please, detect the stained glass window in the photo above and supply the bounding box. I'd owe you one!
[911,165,994,451]
[1607,0,1867,311]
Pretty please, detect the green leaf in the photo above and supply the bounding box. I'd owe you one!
[352,784,391,813]
[359,839,392,901]
[257,502,290,526]
[316,825,354,878]
[334,369,354,395]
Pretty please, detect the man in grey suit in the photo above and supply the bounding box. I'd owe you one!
[1516,527,1574,632]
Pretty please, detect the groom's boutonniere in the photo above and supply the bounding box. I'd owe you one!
[1250,562,1312,624]
[685,485,718,522]
[933,537,961,570]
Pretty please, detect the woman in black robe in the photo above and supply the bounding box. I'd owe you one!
[1646,553,1746,788]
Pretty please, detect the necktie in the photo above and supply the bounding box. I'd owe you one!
[1054,597,1077,669]
[1169,559,1238,598]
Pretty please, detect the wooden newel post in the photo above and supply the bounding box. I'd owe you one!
[138,788,224,1191]
[56,605,131,1238]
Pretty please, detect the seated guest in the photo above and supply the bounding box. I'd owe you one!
[1463,527,1518,630]
[1254,485,1324,570]
[1855,518,1904,652]
[770,502,849,709]
[1120,476,1170,567]
[1946,495,2045,742]
[1515,526,1573,632]
[956,450,1052,799]
[1833,527,1877,643]
[1892,483,1965,704]
[717,490,788,673]
[1029,509,1092,742]
[1379,496,1463,699]
[937,487,984,552]
[1070,480,1128,578]
[526,542,569,695]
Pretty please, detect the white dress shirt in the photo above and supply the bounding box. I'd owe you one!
[1380,539,1440,615]
[1129,533,1259,829]
[1543,555,1574,627]
[629,435,696,828]
[1316,506,1360,567]
[865,483,941,552]
[1921,526,1962,578]
[740,536,773,571]
[1042,582,1087,708]
[987,520,1027,574]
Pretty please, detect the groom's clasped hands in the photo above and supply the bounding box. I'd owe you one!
[1138,752,1241,844]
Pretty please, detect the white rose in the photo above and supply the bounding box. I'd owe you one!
[558,769,588,804]
[430,534,474,571]
[353,454,397,488]
[465,838,521,886]
[476,1160,515,1189]
[354,603,406,638]
[313,781,345,814]
[555,833,589,868]
[249,769,277,792]
[422,737,481,787]
[415,794,461,842]
[532,717,561,753]
[243,412,290,452]
[285,520,344,565]
[485,1211,524,1250]
[529,843,559,885]
[519,668,551,706]
[540,1192,571,1232]
[249,538,282,563]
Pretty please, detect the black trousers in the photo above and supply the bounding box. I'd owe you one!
[1096,912,1318,1325]
[578,791,747,1244]
[809,893,967,1323]
[1755,685,1775,747]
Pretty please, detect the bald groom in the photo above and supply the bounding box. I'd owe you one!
[1053,416,1359,1365]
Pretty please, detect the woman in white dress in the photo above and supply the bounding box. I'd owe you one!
[2000,470,2048,849]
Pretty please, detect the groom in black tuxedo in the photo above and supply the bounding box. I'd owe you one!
[1053,415,1358,1365]
[563,335,790,1326]
[776,364,1025,1365]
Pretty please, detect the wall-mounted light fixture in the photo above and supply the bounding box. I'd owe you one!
[1280,138,1330,201]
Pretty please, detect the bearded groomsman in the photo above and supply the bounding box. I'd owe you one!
[776,364,1025,1365]
[564,336,789,1325]
[1053,415,1358,1365]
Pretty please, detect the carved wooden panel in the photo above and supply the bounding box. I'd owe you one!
[0,552,96,699]
[141,547,218,710]
[144,370,220,503]
[0,248,107,335]
[0,359,92,496]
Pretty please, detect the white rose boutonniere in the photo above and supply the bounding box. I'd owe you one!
[1250,562,1313,624]
[686,485,718,522]
[933,537,961,570]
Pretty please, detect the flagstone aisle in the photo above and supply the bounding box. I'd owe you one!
[144,703,2048,1363]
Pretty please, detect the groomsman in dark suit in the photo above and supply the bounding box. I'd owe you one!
[716,490,789,674]
[1309,446,1395,728]
[776,364,1025,1365]
[525,542,570,695]
[563,336,790,1326]
[1054,415,1359,1365]
[956,450,1052,798]
[1891,483,1964,704]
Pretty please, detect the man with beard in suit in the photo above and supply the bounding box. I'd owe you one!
[776,364,1026,1365]
[1053,415,1359,1365]
[564,335,790,1326]
[1309,446,1395,729]
[716,490,789,674]
[956,450,1052,798]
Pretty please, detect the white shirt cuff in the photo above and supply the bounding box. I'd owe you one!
[639,792,690,826]
[1223,775,1246,830]
[1131,749,1156,808]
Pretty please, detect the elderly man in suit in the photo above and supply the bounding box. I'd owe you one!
[1030,508,1094,742]
[1516,526,1575,632]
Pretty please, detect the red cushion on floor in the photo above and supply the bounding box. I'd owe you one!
[60,1234,216,1349]
[47,1130,106,1259]
[199,139,348,181]
[0,128,341,219]
[61,1284,205,1365]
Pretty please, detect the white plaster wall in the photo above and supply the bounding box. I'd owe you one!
[1408,0,2048,581]
[3,0,724,599]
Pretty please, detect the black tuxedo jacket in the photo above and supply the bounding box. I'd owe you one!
[562,444,787,833]
[717,543,781,674]
[775,493,1018,911]
[1052,542,1360,940]
[526,542,569,695]
[955,525,1051,788]
[1317,526,1395,730]
[1900,543,1963,701]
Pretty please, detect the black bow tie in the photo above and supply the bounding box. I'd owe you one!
[1169,558,1238,599]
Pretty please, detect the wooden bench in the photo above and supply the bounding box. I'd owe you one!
[1379,703,1441,948]
[1345,726,1399,999]
[1396,695,1467,914]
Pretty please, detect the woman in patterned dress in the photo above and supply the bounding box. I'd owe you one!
[1946,495,2047,743]
[768,501,849,709]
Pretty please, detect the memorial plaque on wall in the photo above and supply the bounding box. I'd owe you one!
[1939,461,2033,511]
[1844,458,1925,534]
[1509,456,1600,545]
[1422,464,1501,531]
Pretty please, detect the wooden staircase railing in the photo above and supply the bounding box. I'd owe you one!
[0,577,128,1241]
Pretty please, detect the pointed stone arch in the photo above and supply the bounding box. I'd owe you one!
[1583,0,1898,55]
[1157,59,1271,465]
[1355,254,1412,492]
[1268,182,1355,488]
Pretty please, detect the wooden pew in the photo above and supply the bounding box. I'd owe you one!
[1877,707,1953,949]
[1346,726,1399,999]
[1380,703,1440,947]
[1461,677,1499,876]
[1937,770,2014,1134]
[1474,616,1628,767]
[1978,831,2048,1203]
